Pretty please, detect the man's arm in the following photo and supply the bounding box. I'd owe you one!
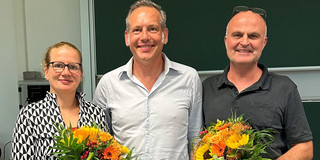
[188,72,203,152]
[277,84,313,160]
[92,76,108,109]
[277,140,313,160]
[92,75,113,133]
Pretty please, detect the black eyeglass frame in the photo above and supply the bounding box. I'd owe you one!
[231,6,267,21]
[49,61,82,73]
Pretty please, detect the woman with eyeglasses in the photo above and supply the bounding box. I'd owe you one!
[11,42,108,160]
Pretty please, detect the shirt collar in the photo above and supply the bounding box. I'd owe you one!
[117,53,182,79]
[45,91,85,106]
[217,63,272,91]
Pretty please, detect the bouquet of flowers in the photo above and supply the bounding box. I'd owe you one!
[192,114,274,160]
[52,123,134,160]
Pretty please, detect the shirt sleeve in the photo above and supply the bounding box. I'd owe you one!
[284,86,313,145]
[187,71,203,151]
[93,75,113,134]
[11,108,36,160]
[93,75,109,109]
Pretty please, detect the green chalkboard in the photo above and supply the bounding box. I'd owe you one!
[303,102,320,160]
[94,0,320,75]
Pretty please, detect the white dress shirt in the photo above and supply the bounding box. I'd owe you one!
[93,54,203,160]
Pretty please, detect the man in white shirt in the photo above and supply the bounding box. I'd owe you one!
[93,0,203,159]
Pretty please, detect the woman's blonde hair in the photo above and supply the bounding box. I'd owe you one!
[42,41,82,71]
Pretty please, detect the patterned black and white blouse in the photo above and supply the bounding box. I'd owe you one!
[11,92,108,160]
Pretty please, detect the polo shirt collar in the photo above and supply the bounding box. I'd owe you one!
[217,65,231,88]
[256,63,272,90]
[217,63,272,91]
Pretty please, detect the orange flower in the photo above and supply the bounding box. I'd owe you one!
[111,139,121,148]
[103,145,121,160]
[211,141,226,157]
[212,134,223,144]
[218,128,231,141]
[230,122,244,134]
[216,122,231,131]
[99,131,113,142]
[202,131,214,143]
[193,114,274,160]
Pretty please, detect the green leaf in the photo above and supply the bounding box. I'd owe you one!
[87,152,94,160]
[125,147,135,160]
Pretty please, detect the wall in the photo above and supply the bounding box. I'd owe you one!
[0,0,19,159]
[0,0,81,159]
[24,0,81,73]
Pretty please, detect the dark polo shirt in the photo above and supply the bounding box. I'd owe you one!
[202,63,313,159]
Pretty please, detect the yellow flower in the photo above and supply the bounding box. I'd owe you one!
[73,126,99,143]
[226,134,249,149]
[214,120,222,130]
[121,145,130,154]
[195,143,213,160]
[53,124,133,160]
[238,134,249,146]
[192,114,274,159]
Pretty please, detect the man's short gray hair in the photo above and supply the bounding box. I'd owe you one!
[125,0,167,31]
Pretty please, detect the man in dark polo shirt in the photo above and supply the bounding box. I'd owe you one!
[202,6,313,159]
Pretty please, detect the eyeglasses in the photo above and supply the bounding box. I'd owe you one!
[49,61,82,73]
[231,6,267,21]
